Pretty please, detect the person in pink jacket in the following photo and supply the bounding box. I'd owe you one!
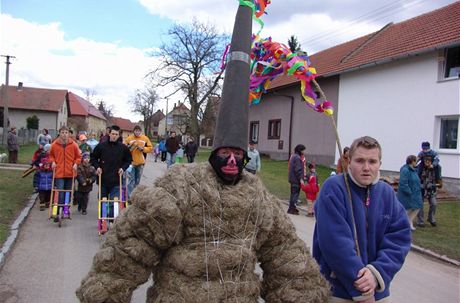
[302,163,320,217]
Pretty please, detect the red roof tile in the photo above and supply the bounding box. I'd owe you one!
[269,1,460,89]
[0,85,67,112]
[110,117,136,132]
[67,91,106,120]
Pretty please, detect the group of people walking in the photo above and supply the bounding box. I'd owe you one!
[155,132,199,167]
[31,125,210,219]
[397,141,442,230]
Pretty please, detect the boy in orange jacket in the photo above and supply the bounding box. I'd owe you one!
[49,126,81,221]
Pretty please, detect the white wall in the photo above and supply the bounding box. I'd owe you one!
[337,52,460,178]
[9,110,57,131]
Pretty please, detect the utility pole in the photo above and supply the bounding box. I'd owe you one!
[1,55,15,146]
[164,98,168,136]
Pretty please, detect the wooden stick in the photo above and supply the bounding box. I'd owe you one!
[312,78,361,257]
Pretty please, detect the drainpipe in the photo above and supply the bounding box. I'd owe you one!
[273,92,295,159]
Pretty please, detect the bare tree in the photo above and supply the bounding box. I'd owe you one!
[149,18,228,140]
[84,88,97,103]
[130,87,159,137]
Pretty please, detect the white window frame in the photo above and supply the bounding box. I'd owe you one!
[434,115,459,153]
[438,47,460,81]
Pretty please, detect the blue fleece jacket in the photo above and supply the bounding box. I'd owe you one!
[313,174,411,301]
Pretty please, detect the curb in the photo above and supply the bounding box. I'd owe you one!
[411,244,459,266]
[0,193,38,269]
[281,200,460,267]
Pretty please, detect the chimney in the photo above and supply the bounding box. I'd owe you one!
[17,82,23,91]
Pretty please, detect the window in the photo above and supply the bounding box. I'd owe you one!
[439,117,458,149]
[250,121,259,143]
[268,119,281,140]
[444,46,460,78]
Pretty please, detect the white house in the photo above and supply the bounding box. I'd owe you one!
[253,2,460,195]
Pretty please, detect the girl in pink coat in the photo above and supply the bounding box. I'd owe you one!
[302,163,320,216]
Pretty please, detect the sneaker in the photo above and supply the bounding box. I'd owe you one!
[428,220,437,227]
[410,225,416,231]
[82,210,87,215]
[53,217,59,223]
[287,208,299,215]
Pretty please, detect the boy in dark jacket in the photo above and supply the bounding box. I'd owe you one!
[76,152,97,215]
[91,125,132,199]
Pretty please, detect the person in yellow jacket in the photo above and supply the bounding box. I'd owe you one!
[124,125,153,188]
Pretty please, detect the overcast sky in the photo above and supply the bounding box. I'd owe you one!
[1,0,457,121]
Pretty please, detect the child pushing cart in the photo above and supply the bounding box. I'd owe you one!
[90,125,133,234]
[48,170,75,227]
[97,172,129,235]
[48,125,82,227]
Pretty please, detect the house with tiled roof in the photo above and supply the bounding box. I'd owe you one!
[158,102,191,140]
[0,83,69,135]
[109,116,136,140]
[249,2,460,194]
[149,109,165,139]
[67,91,107,136]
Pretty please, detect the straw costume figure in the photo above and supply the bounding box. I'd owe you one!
[76,3,329,302]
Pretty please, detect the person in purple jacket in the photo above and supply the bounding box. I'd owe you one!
[313,136,411,302]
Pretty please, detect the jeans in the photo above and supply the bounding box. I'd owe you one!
[100,185,121,199]
[132,165,144,187]
[161,151,167,162]
[167,152,176,168]
[289,183,301,210]
[417,194,437,224]
[54,178,73,215]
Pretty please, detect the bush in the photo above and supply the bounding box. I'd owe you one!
[26,115,39,130]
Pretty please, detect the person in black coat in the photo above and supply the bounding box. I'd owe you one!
[165,131,180,168]
[184,137,198,163]
[287,144,306,215]
[91,125,132,199]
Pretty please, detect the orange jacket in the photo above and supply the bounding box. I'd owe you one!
[49,139,82,178]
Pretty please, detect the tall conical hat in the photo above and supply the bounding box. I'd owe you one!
[212,4,253,151]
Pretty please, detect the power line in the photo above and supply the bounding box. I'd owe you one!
[299,0,429,51]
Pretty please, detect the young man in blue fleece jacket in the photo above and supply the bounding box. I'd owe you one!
[313,136,411,303]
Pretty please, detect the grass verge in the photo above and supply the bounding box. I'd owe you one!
[0,170,34,245]
[411,201,460,260]
[0,143,38,164]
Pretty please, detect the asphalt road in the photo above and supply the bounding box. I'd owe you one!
[0,157,458,302]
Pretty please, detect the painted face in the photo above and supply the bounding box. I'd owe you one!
[134,129,142,137]
[209,147,246,184]
[109,130,120,142]
[348,147,381,186]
